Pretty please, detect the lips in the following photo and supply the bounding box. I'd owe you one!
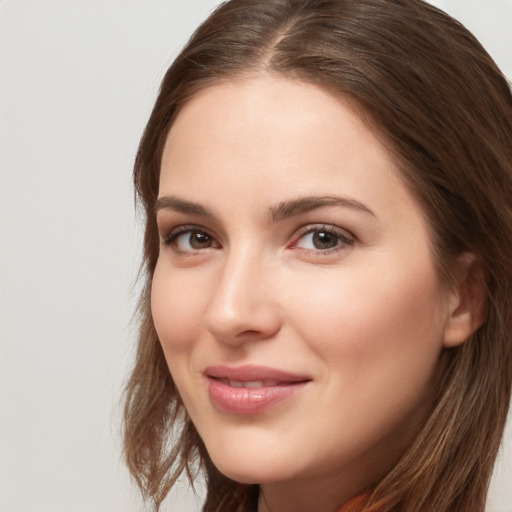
[205,365,311,415]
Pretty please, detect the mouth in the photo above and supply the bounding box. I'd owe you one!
[214,378,292,388]
[204,365,311,415]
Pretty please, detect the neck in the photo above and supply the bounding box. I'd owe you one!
[257,473,367,512]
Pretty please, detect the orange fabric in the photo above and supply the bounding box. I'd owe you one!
[335,492,369,512]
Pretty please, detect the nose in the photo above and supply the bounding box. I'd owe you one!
[204,246,282,346]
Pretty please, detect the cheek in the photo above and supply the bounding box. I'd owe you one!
[285,260,445,377]
[150,263,211,416]
[150,262,206,356]
[284,263,446,454]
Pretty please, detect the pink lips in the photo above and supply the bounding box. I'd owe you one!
[205,365,311,415]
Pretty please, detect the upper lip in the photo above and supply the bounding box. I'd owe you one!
[205,364,311,383]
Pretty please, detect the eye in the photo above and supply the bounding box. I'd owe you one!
[292,225,355,253]
[163,225,220,253]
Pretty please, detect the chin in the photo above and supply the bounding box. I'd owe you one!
[207,448,293,485]
[211,457,276,484]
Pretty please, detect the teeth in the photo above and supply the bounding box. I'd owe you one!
[244,381,264,388]
[226,380,280,388]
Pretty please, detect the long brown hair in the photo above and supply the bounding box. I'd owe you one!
[123,1,512,511]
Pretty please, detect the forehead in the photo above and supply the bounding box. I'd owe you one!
[160,75,423,226]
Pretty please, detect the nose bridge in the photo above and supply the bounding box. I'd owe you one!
[204,242,280,343]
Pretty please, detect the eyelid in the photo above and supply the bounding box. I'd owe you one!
[160,224,221,252]
[289,223,356,253]
[293,223,355,239]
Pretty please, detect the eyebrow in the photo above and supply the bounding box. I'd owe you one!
[155,195,376,221]
[269,195,376,221]
[155,196,216,218]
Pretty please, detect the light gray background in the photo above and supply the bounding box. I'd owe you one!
[1,1,511,511]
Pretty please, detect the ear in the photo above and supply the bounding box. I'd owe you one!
[443,253,487,348]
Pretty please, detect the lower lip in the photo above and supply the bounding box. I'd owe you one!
[207,378,309,415]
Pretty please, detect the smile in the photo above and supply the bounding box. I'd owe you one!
[219,379,283,388]
[205,365,311,415]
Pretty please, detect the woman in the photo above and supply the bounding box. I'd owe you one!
[123,1,512,511]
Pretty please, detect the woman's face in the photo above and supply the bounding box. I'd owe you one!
[152,75,454,507]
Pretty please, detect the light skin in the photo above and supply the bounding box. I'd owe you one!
[151,75,481,512]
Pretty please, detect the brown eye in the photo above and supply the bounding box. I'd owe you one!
[311,230,340,250]
[165,227,218,253]
[188,231,213,249]
[293,225,355,253]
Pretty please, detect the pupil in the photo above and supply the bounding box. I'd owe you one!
[190,232,211,249]
[313,231,338,249]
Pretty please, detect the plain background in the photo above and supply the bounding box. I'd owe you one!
[0,1,511,511]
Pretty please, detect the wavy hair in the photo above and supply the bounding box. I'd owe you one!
[123,1,512,511]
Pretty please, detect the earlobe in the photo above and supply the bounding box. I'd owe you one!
[443,253,487,348]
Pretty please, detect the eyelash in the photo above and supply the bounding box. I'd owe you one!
[162,224,219,255]
[160,223,356,256]
[290,224,355,255]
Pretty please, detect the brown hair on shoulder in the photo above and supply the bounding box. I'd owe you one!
[123,1,512,511]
